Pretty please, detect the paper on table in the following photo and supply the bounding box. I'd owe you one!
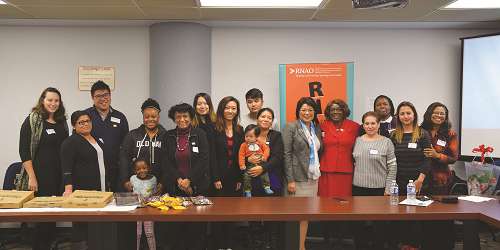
[458,196,495,202]
[399,199,433,207]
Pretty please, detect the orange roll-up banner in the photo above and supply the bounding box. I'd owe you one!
[279,63,354,130]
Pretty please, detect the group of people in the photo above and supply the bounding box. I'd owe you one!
[19,80,458,250]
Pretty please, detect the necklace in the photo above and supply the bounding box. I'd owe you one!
[176,127,191,151]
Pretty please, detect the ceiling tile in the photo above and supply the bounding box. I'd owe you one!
[0,5,34,18]
[140,7,201,19]
[201,8,317,20]
[6,0,136,7]
[420,9,500,22]
[134,0,198,8]
[18,6,146,19]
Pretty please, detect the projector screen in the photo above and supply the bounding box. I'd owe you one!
[460,32,500,161]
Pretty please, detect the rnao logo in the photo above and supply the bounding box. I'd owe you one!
[290,68,314,74]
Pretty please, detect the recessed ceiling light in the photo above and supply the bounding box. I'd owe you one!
[0,1,8,4]
[444,0,500,9]
[200,0,323,7]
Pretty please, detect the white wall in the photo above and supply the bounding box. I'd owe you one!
[0,24,497,189]
[211,27,499,179]
[0,26,150,189]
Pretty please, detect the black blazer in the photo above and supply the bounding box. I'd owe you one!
[60,133,107,191]
[260,130,285,187]
[206,123,244,184]
[161,127,210,195]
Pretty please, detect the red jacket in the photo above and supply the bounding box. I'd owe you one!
[319,119,359,173]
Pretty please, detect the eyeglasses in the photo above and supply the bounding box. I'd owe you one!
[94,93,110,100]
[78,119,92,125]
[330,108,343,113]
[300,109,315,113]
[417,195,431,201]
[432,112,446,117]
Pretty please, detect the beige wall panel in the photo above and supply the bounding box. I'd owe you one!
[19,6,145,19]
[201,8,316,20]
[6,0,135,7]
[140,7,201,19]
[421,9,500,22]
[0,5,34,18]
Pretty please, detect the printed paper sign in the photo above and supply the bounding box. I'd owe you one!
[78,66,115,91]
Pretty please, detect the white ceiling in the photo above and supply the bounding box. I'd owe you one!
[0,0,499,29]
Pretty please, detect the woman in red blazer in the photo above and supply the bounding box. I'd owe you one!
[318,99,359,250]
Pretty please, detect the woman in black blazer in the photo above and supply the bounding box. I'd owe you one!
[61,110,107,249]
[161,103,210,250]
[206,96,244,250]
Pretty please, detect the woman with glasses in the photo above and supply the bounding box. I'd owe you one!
[19,87,68,250]
[61,110,107,249]
[282,97,323,250]
[420,102,458,250]
[420,102,458,194]
[318,99,359,250]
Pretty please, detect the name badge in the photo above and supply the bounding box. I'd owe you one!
[437,139,446,147]
[322,132,325,138]
[369,148,379,155]
[46,129,56,135]
[192,146,199,153]
[110,117,120,124]
[408,142,417,149]
[99,138,104,144]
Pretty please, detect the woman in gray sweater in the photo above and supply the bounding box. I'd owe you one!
[352,111,397,250]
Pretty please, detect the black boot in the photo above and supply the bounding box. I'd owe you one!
[321,221,333,250]
[267,222,278,250]
[250,222,263,250]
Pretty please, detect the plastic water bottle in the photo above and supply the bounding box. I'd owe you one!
[407,180,416,203]
[390,180,399,205]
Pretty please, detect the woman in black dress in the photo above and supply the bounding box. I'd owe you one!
[206,96,244,250]
[19,87,68,250]
[61,110,107,249]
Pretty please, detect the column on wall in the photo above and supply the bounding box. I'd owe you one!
[150,22,212,129]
